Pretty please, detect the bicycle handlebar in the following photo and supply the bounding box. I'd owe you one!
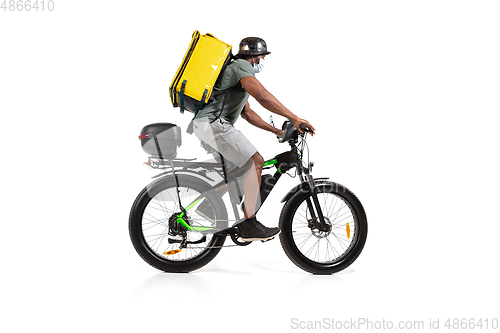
[277,121,311,143]
[299,122,311,133]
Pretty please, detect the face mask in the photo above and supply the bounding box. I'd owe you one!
[253,57,265,73]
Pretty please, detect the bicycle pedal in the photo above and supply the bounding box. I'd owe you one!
[261,237,275,243]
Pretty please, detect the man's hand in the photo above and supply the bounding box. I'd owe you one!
[293,118,316,136]
[273,128,284,136]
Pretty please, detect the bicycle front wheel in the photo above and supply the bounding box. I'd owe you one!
[279,181,368,275]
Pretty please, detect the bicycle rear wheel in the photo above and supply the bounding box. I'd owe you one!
[129,174,228,273]
[279,181,367,275]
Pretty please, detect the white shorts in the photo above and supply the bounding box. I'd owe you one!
[192,117,258,168]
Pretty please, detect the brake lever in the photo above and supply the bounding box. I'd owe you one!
[269,115,275,128]
[277,129,286,142]
[299,122,311,134]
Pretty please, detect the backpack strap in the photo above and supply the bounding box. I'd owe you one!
[209,86,233,124]
[193,89,208,116]
[185,83,244,134]
[179,80,187,114]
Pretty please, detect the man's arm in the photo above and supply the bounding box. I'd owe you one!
[241,101,282,135]
[240,76,315,135]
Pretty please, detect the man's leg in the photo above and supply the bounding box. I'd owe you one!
[242,152,264,219]
[238,152,280,241]
[199,152,261,218]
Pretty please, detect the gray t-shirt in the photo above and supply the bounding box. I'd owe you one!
[194,59,254,125]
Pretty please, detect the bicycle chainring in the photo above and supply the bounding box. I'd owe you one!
[230,225,252,246]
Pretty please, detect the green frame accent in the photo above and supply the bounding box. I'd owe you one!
[192,226,215,231]
[176,216,192,230]
[176,197,215,232]
[263,159,277,167]
[185,198,203,211]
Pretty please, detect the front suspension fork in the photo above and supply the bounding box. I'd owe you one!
[303,171,328,231]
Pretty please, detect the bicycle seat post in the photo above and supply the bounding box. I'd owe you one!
[169,159,184,212]
[218,153,243,222]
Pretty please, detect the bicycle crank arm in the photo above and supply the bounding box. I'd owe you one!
[168,235,207,245]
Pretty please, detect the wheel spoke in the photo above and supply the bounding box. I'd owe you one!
[140,182,223,262]
[296,232,314,250]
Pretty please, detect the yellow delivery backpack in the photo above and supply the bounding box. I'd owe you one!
[169,31,235,116]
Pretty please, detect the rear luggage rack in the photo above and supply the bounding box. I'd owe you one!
[145,156,197,169]
[145,155,225,171]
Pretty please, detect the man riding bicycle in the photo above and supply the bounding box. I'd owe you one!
[192,37,316,242]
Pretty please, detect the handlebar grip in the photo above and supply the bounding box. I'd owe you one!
[299,123,308,132]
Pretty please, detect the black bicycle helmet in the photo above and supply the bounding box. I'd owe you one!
[236,37,271,57]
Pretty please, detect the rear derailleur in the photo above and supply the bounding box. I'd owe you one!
[167,211,206,249]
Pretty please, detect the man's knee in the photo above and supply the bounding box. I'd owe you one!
[252,152,264,166]
[242,152,263,172]
[251,152,264,173]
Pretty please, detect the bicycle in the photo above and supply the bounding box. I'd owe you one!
[129,119,368,274]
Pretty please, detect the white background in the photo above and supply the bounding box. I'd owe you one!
[1,0,499,332]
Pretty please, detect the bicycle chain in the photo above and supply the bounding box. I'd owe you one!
[183,244,244,249]
[182,234,251,249]
[183,237,275,249]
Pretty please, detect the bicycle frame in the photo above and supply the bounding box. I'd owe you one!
[165,155,284,232]
[147,131,330,236]
[131,120,367,274]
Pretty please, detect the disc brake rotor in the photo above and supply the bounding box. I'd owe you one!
[308,217,332,238]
